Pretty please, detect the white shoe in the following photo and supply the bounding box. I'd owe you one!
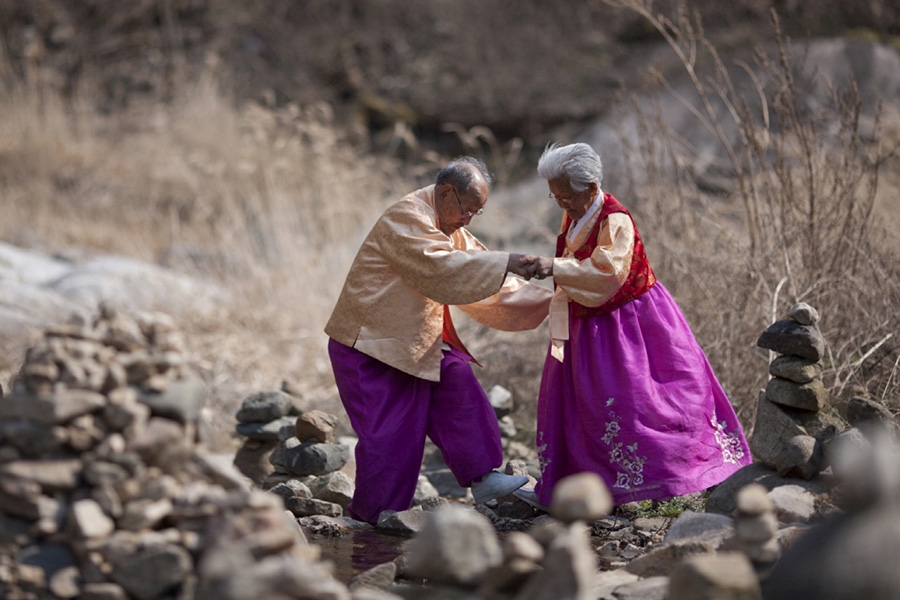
[513,487,549,511]
[471,471,529,504]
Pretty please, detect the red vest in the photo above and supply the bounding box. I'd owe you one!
[555,193,656,318]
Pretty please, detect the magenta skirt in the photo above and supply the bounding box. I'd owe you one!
[533,282,751,506]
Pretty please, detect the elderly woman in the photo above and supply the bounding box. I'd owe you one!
[517,143,751,509]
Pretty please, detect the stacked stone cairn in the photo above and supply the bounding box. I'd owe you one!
[0,307,351,600]
[233,390,354,520]
[750,302,838,480]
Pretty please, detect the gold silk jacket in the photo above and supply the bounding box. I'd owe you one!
[325,185,552,381]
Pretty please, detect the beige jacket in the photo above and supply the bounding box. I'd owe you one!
[325,185,552,381]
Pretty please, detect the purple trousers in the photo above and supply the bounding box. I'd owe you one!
[328,338,503,524]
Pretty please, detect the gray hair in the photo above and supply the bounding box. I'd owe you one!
[436,156,493,192]
[536,143,603,192]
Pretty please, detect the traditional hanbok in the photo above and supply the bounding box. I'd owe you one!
[533,192,751,506]
[326,184,551,524]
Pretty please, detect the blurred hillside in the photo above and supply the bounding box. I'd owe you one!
[3,0,899,162]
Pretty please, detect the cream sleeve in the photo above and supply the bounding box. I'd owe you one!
[551,212,635,307]
[457,277,552,331]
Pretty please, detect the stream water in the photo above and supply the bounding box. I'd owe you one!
[304,527,410,584]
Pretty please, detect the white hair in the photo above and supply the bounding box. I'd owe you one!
[536,142,603,192]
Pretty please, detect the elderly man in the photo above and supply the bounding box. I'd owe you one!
[325,156,551,524]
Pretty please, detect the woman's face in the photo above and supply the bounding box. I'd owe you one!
[548,177,597,222]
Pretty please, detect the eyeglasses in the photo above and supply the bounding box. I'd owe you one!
[549,192,577,205]
[452,187,484,217]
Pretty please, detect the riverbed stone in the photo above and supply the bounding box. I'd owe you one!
[550,472,613,523]
[277,441,350,477]
[668,552,762,600]
[405,505,502,586]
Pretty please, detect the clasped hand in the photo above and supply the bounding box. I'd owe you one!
[507,253,553,281]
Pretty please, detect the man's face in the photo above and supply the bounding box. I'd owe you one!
[437,179,488,235]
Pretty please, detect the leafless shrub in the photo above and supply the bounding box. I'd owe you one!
[604,0,900,427]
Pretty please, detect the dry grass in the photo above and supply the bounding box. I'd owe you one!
[604,0,900,428]
[0,61,408,441]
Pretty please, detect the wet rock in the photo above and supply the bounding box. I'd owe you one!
[284,496,343,518]
[376,509,430,534]
[348,561,396,591]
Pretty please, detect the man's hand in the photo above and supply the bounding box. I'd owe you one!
[507,254,553,280]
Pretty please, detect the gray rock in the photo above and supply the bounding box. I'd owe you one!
[413,473,440,505]
[0,389,106,424]
[734,483,774,516]
[487,385,514,418]
[136,376,205,423]
[768,484,819,524]
[268,479,313,502]
[517,522,597,600]
[757,319,826,361]
[787,302,820,326]
[607,575,669,600]
[762,501,900,599]
[70,498,115,539]
[423,468,468,498]
[705,462,830,516]
[765,377,828,412]
[0,459,82,492]
[235,390,295,424]
[845,396,898,437]
[284,496,343,518]
[550,472,613,523]
[19,543,77,590]
[405,506,502,586]
[311,471,355,509]
[277,441,350,477]
[80,582,129,600]
[348,561,397,591]
[624,539,716,578]
[376,509,430,534]
[774,434,822,479]
[768,354,822,384]
[662,511,733,547]
[110,542,193,599]
[668,552,762,600]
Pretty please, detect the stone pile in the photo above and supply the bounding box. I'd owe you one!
[232,390,356,520]
[0,307,352,600]
[750,302,838,479]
